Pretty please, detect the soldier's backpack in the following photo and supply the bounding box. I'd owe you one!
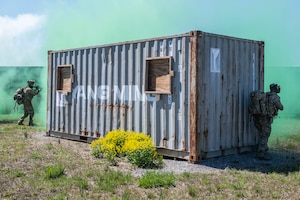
[13,88,25,105]
[248,90,268,116]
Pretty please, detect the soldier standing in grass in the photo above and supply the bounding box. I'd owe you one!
[253,83,284,160]
[17,80,40,126]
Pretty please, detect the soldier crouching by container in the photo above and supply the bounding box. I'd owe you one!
[253,83,284,160]
[17,80,40,126]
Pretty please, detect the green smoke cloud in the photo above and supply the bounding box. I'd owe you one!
[41,0,299,66]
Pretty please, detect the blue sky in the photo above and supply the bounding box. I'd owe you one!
[0,0,299,67]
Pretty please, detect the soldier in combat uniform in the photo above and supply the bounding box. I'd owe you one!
[253,83,284,160]
[17,80,40,126]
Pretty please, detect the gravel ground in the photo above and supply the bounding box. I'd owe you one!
[130,150,300,177]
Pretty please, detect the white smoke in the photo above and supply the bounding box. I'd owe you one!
[0,14,46,66]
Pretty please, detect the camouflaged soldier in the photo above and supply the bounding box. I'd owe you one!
[17,80,40,126]
[253,83,284,160]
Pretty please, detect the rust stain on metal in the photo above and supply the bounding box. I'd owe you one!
[99,104,131,109]
[182,141,186,151]
[189,30,201,163]
[80,127,88,136]
[95,130,100,137]
[162,138,167,147]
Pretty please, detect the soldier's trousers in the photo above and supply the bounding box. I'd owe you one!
[254,123,271,157]
[18,101,34,125]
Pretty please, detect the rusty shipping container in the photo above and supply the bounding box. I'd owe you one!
[47,30,264,162]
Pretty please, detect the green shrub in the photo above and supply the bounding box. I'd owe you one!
[127,148,162,169]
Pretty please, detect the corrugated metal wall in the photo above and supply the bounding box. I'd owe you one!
[195,32,264,158]
[47,30,264,161]
[47,33,191,154]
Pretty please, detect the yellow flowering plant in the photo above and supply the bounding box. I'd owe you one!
[90,129,163,168]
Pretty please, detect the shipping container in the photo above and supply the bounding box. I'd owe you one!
[47,30,264,162]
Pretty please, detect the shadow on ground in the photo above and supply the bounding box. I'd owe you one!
[200,150,300,174]
[0,120,17,124]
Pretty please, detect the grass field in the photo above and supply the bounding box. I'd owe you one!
[0,117,299,199]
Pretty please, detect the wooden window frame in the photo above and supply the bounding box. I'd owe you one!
[144,56,174,94]
[56,64,73,93]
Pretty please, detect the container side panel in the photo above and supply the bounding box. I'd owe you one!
[198,33,262,154]
[47,35,191,154]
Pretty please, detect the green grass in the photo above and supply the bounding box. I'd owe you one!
[73,176,89,196]
[138,171,176,188]
[7,169,26,178]
[97,167,133,193]
[0,120,300,199]
[187,185,197,197]
[45,163,65,179]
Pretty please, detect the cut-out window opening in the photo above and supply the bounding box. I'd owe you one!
[145,56,174,94]
[56,64,73,93]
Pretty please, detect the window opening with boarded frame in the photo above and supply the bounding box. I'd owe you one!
[145,56,174,94]
[56,65,73,93]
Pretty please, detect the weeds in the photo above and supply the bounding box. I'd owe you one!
[45,164,65,179]
[187,185,197,197]
[97,167,133,193]
[30,150,43,159]
[73,176,89,196]
[11,170,26,178]
[138,171,176,188]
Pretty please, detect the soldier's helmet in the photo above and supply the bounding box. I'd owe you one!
[270,83,280,93]
[27,80,35,87]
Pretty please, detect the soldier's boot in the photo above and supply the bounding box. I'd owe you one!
[29,120,34,126]
[256,149,272,160]
[265,146,269,152]
[28,115,34,126]
[17,120,24,125]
